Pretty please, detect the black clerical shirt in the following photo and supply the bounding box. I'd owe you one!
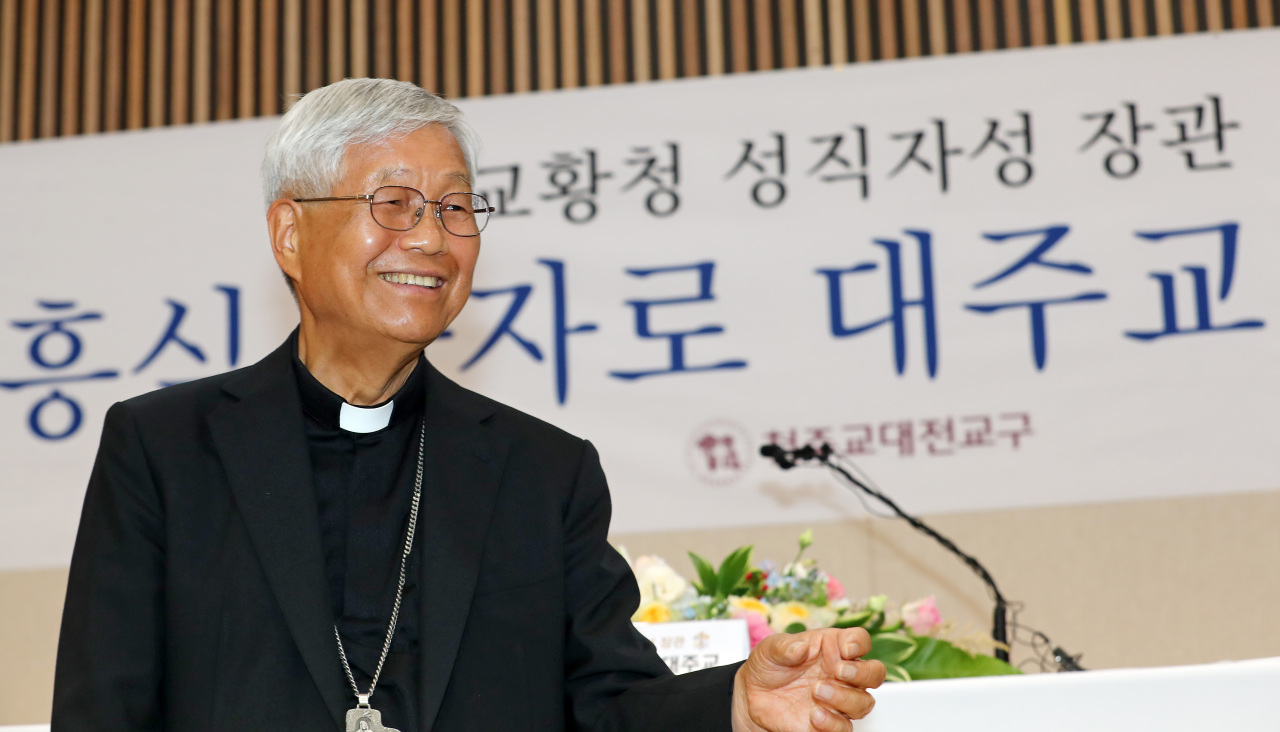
[292,337,427,732]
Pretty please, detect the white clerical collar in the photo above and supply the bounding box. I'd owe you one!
[339,400,395,433]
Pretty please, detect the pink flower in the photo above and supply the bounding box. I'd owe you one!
[902,596,942,635]
[825,576,846,602]
[732,610,779,649]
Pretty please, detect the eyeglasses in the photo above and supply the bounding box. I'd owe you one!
[293,186,495,237]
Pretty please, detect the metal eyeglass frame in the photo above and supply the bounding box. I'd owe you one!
[293,185,496,236]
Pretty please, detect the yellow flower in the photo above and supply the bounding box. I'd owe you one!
[769,601,812,632]
[728,596,770,618]
[632,600,674,623]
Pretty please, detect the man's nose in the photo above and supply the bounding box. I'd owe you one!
[400,208,449,254]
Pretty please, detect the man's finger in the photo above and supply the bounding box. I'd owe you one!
[760,634,814,667]
[813,681,876,721]
[837,627,872,659]
[836,659,886,689]
[809,704,853,732]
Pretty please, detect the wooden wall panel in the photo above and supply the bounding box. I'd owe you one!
[1,0,1276,143]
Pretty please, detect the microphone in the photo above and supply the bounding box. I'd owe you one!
[761,442,1019,663]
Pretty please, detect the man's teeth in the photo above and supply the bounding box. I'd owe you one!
[380,273,441,288]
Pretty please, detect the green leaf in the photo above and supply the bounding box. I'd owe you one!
[833,610,874,628]
[688,552,718,597]
[879,619,904,633]
[883,663,912,683]
[896,637,1022,680]
[862,633,917,664]
[716,546,753,598]
[784,622,807,634]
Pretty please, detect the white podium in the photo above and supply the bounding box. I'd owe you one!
[13,657,1279,730]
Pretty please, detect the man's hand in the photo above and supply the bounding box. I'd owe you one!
[731,627,886,732]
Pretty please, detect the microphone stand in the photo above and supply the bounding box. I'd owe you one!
[760,443,1012,663]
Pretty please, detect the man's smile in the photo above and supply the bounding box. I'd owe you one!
[378,272,443,288]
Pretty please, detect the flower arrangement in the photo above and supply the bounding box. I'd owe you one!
[622,530,1020,681]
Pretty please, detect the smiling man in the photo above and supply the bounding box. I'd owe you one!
[52,79,883,732]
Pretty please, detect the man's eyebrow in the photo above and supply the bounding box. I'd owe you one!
[375,166,412,183]
[447,171,473,188]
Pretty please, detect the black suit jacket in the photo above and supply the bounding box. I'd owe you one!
[53,338,738,731]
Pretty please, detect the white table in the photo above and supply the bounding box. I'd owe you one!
[861,656,1280,731]
[10,657,1279,730]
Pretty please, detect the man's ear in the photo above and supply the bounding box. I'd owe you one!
[267,198,303,286]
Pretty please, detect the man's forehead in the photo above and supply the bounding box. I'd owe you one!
[374,165,471,187]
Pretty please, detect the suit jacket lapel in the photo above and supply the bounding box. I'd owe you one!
[207,339,350,725]
[417,361,508,731]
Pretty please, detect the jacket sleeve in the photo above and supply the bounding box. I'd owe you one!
[562,440,737,732]
[52,402,166,731]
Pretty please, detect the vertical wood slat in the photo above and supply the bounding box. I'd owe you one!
[1054,0,1074,43]
[681,0,701,76]
[442,0,461,95]
[420,0,439,93]
[237,0,255,118]
[283,0,302,102]
[468,0,485,94]
[561,0,581,87]
[1129,0,1149,36]
[61,0,82,135]
[1179,0,1199,31]
[902,0,922,57]
[583,0,603,84]
[148,0,166,128]
[490,0,511,91]
[127,0,145,128]
[536,0,555,89]
[1080,0,1101,40]
[261,0,279,113]
[1230,0,1249,28]
[831,0,852,66]
[778,0,799,68]
[607,0,627,83]
[350,0,368,78]
[1154,0,1175,34]
[878,0,898,58]
[953,0,973,53]
[172,0,190,124]
[17,0,37,140]
[305,0,323,91]
[329,0,346,84]
[1258,0,1274,27]
[853,0,872,63]
[1028,0,1049,46]
[192,0,211,122]
[513,0,532,91]
[804,0,824,67]
[84,0,104,133]
[396,0,414,82]
[39,0,59,138]
[729,0,749,72]
[632,0,652,81]
[1104,0,1124,38]
[928,0,947,55]
[374,0,392,79]
[657,0,677,79]
[0,0,15,142]
[104,0,123,131]
[977,0,998,49]
[1204,0,1225,29]
[704,0,725,75]
[216,0,233,119]
[1003,0,1022,47]
[754,0,775,69]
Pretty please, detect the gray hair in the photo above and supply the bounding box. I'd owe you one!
[261,78,480,208]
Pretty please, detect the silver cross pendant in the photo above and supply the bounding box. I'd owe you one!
[345,694,400,732]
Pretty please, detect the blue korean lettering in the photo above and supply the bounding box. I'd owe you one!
[134,285,243,385]
[816,231,938,378]
[2,300,119,440]
[964,225,1107,370]
[609,262,748,380]
[460,261,598,404]
[1124,223,1264,341]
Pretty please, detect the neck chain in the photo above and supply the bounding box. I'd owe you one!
[336,416,425,732]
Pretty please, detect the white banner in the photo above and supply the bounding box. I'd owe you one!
[2,31,1278,570]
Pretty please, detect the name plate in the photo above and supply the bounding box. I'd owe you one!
[633,618,750,674]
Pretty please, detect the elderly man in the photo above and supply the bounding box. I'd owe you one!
[53,79,884,732]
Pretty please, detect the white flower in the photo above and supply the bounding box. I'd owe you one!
[632,555,688,604]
